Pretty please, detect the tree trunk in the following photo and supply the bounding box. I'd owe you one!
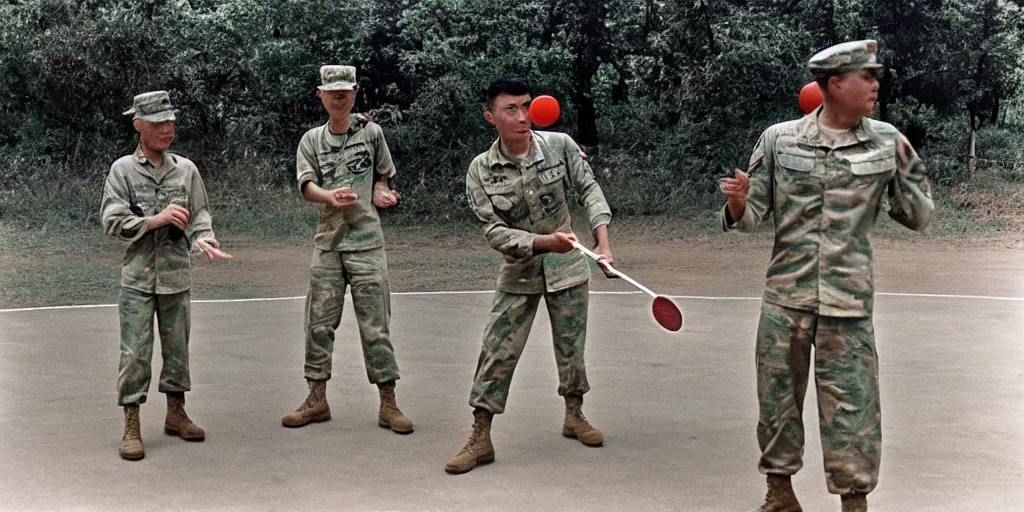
[699,1,717,54]
[878,66,894,122]
[611,65,629,104]
[570,0,604,147]
[822,0,838,44]
[968,112,977,176]
[575,95,599,147]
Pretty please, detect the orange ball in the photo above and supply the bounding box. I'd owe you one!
[799,82,823,114]
[529,95,561,127]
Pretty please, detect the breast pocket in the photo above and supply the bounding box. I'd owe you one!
[130,190,157,216]
[317,150,345,187]
[845,146,896,179]
[483,183,528,223]
[345,147,373,176]
[777,149,816,173]
[536,164,567,216]
[775,148,817,193]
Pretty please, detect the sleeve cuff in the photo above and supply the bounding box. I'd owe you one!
[297,173,318,193]
[589,213,612,231]
[719,204,735,232]
[190,231,216,250]
[518,235,537,259]
[376,167,397,180]
[720,204,756,232]
[121,217,149,243]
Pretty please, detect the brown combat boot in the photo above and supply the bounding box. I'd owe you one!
[841,492,867,512]
[757,474,802,512]
[377,382,413,434]
[445,408,495,474]
[282,379,331,427]
[562,395,603,446]
[120,405,144,460]
[164,392,205,441]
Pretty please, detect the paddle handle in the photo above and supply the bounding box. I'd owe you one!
[745,156,764,176]
[571,241,657,298]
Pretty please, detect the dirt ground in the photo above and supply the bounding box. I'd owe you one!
[2,225,1022,512]
[2,219,1022,309]
[189,224,1024,303]
[2,222,1022,512]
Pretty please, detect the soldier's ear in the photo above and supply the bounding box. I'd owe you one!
[483,109,495,126]
[132,119,144,134]
[828,74,843,92]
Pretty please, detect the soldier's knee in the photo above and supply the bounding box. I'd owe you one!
[309,324,335,341]
[354,277,386,296]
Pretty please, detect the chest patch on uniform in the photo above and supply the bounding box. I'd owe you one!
[491,194,514,211]
[487,174,510,187]
[537,164,566,184]
[346,149,372,174]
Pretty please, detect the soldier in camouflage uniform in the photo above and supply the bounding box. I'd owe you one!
[101,91,234,461]
[281,65,413,435]
[445,76,615,474]
[719,41,934,512]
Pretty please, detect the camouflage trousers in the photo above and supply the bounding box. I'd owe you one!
[469,283,590,414]
[756,301,881,495]
[117,287,191,406]
[304,247,400,384]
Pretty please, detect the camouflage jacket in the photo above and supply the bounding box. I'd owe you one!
[722,111,934,317]
[466,131,612,294]
[101,147,216,294]
[296,115,396,252]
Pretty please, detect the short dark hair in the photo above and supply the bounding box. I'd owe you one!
[487,76,532,109]
[814,74,831,92]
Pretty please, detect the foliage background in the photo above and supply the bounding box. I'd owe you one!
[1,0,1022,235]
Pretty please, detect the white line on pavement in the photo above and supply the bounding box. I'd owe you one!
[2,290,1022,313]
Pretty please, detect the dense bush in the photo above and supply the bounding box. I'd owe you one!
[1,0,1022,226]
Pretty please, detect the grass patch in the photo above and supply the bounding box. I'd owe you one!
[3,136,1022,308]
[2,256,120,307]
[213,191,318,243]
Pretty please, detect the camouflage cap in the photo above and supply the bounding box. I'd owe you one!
[122,91,177,123]
[808,40,884,77]
[318,65,358,91]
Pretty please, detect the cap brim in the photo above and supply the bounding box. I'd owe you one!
[317,83,357,91]
[137,110,177,123]
[810,63,884,76]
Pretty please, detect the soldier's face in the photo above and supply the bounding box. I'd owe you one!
[832,69,879,117]
[135,120,175,152]
[485,94,532,146]
[319,89,356,118]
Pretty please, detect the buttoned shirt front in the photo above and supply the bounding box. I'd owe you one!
[296,115,396,252]
[466,131,612,294]
[722,111,934,317]
[101,148,215,294]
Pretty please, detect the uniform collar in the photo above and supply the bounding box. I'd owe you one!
[487,131,546,169]
[132,145,176,168]
[795,107,873,149]
[327,114,367,136]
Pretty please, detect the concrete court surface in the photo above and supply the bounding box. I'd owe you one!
[1,288,1022,511]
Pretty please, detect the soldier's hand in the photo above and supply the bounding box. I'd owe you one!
[153,203,190,230]
[593,243,616,277]
[718,169,749,200]
[372,184,399,208]
[195,239,234,263]
[327,186,358,208]
[550,232,579,253]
